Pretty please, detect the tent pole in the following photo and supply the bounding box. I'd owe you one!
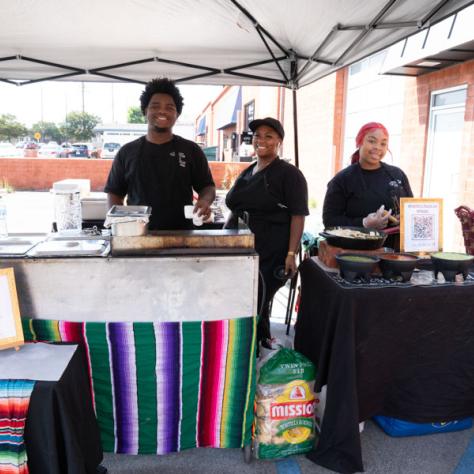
[292,89,299,169]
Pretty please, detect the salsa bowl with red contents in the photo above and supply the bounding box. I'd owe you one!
[378,253,419,281]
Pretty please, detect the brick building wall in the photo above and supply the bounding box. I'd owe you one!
[400,59,474,206]
[0,158,248,191]
[283,72,343,210]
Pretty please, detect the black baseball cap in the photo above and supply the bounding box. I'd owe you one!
[249,117,284,139]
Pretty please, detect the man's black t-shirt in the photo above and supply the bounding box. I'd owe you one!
[104,135,215,230]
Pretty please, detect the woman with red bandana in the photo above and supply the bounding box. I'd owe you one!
[322,122,413,249]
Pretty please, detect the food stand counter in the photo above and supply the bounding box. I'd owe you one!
[0,229,258,455]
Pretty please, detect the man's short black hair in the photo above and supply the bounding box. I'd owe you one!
[139,78,184,116]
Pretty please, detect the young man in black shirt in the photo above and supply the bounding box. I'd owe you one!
[105,78,215,230]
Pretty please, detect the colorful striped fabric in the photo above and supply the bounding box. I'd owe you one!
[22,317,256,454]
[0,379,36,474]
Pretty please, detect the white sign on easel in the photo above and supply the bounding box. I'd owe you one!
[400,198,443,253]
[0,268,24,350]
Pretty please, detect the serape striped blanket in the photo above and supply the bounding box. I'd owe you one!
[0,379,36,474]
[22,317,256,454]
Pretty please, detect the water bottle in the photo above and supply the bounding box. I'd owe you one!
[0,201,7,238]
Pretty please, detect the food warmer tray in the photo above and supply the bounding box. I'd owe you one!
[27,239,110,257]
[0,236,44,257]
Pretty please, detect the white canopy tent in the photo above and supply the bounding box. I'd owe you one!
[1,0,471,87]
[1,0,472,163]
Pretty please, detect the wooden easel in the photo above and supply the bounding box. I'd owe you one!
[0,268,25,352]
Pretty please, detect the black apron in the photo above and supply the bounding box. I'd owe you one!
[226,161,290,291]
[134,137,192,230]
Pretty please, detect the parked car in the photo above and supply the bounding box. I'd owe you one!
[101,142,121,159]
[68,143,90,158]
[0,142,23,157]
[38,143,62,158]
[89,144,101,159]
[58,143,73,158]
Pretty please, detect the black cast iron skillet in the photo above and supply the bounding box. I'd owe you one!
[320,226,387,250]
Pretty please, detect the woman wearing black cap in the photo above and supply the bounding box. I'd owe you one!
[225,117,309,350]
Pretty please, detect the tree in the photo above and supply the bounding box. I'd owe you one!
[0,114,28,141]
[61,111,101,142]
[30,121,64,144]
[127,106,146,124]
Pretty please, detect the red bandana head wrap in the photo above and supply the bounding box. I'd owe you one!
[351,122,389,164]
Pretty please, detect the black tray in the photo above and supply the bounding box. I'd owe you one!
[320,226,387,250]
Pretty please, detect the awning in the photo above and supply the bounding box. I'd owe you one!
[381,3,474,76]
[215,87,242,130]
[0,0,471,89]
[197,116,206,135]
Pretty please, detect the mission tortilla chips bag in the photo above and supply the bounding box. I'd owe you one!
[254,348,316,459]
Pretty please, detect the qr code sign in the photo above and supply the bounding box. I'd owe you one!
[412,215,434,240]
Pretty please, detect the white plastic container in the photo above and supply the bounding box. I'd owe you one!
[81,194,108,220]
[52,179,90,198]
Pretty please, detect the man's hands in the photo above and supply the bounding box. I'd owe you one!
[194,199,212,220]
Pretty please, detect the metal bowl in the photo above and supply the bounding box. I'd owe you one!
[320,226,387,250]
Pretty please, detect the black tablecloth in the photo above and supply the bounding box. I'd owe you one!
[294,258,474,474]
[24,344,103,474]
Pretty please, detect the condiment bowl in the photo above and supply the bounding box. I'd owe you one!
[430,252,474,281]
[335,253,380,282]
[378,253,419,281]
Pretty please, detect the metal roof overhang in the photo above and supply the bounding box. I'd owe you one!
[381,3,474,76]
[1,0,473,89]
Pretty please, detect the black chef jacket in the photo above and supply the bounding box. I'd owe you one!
[225,158,308,289]
[323,162,413,228]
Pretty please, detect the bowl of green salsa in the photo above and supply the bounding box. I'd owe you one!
[430,252,474,281]
[335,253,380,282]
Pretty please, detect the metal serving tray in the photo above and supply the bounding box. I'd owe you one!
[107,205,151,218]
[0,235,44,257]
[27,239,110,257]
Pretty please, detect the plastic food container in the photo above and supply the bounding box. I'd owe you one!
[81,194,109,220]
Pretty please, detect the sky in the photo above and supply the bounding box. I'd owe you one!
[0,81,223,127]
